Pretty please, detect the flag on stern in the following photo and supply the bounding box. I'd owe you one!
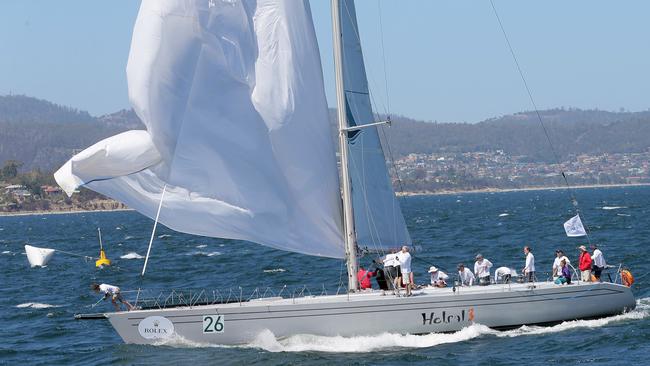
[563,214,587,237]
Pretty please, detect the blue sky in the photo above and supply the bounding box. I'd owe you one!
[0,1,648,122]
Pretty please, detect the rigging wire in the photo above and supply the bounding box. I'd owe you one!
[488,0,592,244]
[377,0,391,116]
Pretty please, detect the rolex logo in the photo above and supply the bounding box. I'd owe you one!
[153,320,159,327]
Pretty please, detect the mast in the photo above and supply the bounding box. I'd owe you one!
[331,0,359,292]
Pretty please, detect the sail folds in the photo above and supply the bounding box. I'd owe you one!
[338,0,411,251]
[55,0,345,258]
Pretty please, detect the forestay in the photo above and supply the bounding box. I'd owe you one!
[55,0,345,258]
[338,0,411,251]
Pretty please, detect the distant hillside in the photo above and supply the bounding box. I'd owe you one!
[0,95,143,171]
[0,94,93,124]
[382,108,650,162]
[1,94,650,171]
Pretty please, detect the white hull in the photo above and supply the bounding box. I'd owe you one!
[86,281,635,345]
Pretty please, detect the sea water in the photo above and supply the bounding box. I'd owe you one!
[1,186,649,365]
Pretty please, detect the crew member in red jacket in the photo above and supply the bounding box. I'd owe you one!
[357,266,376,289]
[578,245,592,282]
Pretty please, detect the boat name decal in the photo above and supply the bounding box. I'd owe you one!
[421,308,474,325]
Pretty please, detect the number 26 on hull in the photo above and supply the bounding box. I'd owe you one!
[203,315,225,334]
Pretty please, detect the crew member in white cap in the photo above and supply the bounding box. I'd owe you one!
[578,245,592,282]
[428,266,448,288]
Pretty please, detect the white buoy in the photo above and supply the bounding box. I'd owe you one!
[25,245,55,267]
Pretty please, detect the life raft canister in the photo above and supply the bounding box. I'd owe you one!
[621,269,634,287]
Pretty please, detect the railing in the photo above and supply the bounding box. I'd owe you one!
[124,284,341,310]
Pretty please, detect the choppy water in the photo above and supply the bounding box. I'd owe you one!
[2,186,650,365]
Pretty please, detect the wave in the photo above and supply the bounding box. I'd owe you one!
[196,244,207,248]
[248,326,494,352]
[124,235,134,240]
[617,213,631,217]
[16,302,61,309]
[602,206,626,210]
[158,234,172,239]
[187,251,221,257]
[2,250,12,254]
[263,268,286,273]
[120,252,144,259]
[498,213,509,217]
[498,298,649,338]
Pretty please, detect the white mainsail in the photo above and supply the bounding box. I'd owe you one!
[338,0,412,251]
[55,0,345,258]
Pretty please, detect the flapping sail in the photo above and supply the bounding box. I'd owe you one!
[338,0,411,251]
[55,0,345,258]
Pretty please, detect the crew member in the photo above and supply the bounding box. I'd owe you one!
[458,263,475,286]
[494,266,516,284]
[474,254,493,286]
[591,245,607,281]
[383,250,399,290]
[91,283,133,311]
[522,246,535,282]
[578,245,592,282]
[397,246,413,296]
[357,266,376,290]
[428,266,448,288]
[552,249,570,280]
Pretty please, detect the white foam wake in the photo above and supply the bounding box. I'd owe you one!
[498,297,649,338]
[120,252,144,259]
[16,302,61,309]
[248,325,495,353]
[602,206,626,210]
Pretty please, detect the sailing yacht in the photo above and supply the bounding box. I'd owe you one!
[57,0,635,345]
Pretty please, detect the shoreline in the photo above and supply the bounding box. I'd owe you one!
[397,183,650,196]
[0,208,135,217]
[1,183,648,217]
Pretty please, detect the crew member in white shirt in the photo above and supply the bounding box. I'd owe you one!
[383,250,399,290]
[494,266,517,284]
[552,250,570,280]
[458,263,475,286]
[522,246,535,282]
[91,283,133,311]
[474,254,493,286]
[591,245,607,281]
[397,246,413,296]
[428,266,448,288]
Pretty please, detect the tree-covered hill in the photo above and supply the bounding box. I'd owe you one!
[0,95,143,171]
[382,109,650,162]
[1,94,650,171]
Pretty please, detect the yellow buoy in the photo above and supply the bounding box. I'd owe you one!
[95,249,111,267]
[95,228,111,267]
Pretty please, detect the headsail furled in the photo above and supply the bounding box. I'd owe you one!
[55,0,345,258]
[338,0,412,251]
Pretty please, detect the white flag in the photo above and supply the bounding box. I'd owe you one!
[563,214,587,237]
